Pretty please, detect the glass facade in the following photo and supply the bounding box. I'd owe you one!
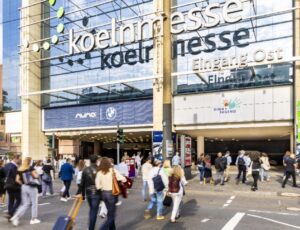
[172,0,294,95]
[2,0,21,111]
[41,0,154,108]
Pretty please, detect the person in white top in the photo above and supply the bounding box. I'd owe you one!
[260,152,271,181]
[75,160,85,195]
[117,157,129,177]
[172,152,181,166]
[95,157,126,230]
[141,157,153,201]
[135,152,142,176]
[144,159,168,220]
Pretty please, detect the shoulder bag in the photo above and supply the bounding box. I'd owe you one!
[112,170,121,196]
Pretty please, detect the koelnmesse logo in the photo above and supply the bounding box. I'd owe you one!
[23,0,65,52]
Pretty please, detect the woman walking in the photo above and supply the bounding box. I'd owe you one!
[10,157,41,226]
[96,157,126,230]
[251,152,262,191]
[197,154,205,184]
[41,159,55,197]
[260,152,271,181]
[203,155,213,184]
[162,159,172,177]
[75,160,85,195]
[168,165,187,223]
[0,159,6,206]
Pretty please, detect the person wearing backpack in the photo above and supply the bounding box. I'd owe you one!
[214,152,226,186]
[10,157,41,226]
[41,159,55,197]
[144,158,168,220]
[168,165,187,223]
[235,150,247,184]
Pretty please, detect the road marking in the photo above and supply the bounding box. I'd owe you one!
[201,218,210,223]
[248,210,298,216]
[223,196,236,208]
[248,214,300,229]
[221,212,245,230]
[287,207,300,212]
[39,203,50,206]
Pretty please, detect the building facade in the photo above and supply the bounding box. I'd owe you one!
[2,0,300,163]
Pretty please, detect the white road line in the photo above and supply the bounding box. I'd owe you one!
[226,200,233,204]
[230,196,236,200]
[223,196,236,208]
[248,214,300,229]
[223,204,229,207]
[248,209,298,216]
[287,207,300,212]
[221,212,245,230]
[39,203,50,206]
[201,218,210,223]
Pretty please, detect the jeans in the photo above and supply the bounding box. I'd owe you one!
[199,167,205,181]
[100,191,117,230]
[215,171,225,184]
[252,171,259,189]
[62,180,71,198]
[42,180,53,196]
[87,193,101,230]
[282,171,297,187]
[142,180,149,200]
[260,168,269,181]
[170,192,183,221]
[13,185,38,220]
[146,191,164,216]
[236,165,247,183]
[7,189,21,217]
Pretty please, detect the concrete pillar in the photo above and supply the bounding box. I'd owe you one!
[197,136,205,158]
[20,1,48,160]
[94,141,100,155]
[295,0,300,154]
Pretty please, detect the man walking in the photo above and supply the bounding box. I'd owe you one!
[4,154,21,220]
[59,158,74,202]
[172,152,181,166]
[224,151,232,182]
[141,157,153,201]
[214,152,226,185]
[144,158,168,220]
[79,155,101,230]
[236,150,247,184]
[282,153,297,188]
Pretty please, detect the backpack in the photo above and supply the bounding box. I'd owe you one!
[168,175,180,193]
[220,157,227,170]
[152,168,165,192]
[237,156,245,166]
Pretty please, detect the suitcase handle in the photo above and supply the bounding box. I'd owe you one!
[67,197,83,230]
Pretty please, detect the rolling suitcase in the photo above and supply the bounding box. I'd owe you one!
[52,197,83,230]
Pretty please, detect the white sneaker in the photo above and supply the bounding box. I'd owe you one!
[60,197,68,202]
[115,201,122,206]
[11,218,19,226]
[30,219,41,225]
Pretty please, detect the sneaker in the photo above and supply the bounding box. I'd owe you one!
[60,197,68,202]
[144,210,151,219]
[156,215,165,220]
[11,218,19,226]
[30,219,41,225]
[115,201,122,206]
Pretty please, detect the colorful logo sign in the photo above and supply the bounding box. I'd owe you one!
[214,98,241,114]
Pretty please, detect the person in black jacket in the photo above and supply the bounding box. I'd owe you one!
[251,152,262,191]
[78,155,101,230]
[214,152,226,186]
[4,154,21,219]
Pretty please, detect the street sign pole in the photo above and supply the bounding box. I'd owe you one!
[117,123,120,165]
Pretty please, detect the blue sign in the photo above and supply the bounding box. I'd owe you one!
[44,99,153,130]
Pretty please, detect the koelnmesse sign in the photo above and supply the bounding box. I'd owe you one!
[68,0,249,69]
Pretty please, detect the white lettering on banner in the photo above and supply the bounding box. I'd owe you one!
[69,0,244,54]
[192,48,284,72]
[75,112,97,119]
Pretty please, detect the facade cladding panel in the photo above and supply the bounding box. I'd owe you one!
[43,99,153,130]
[2,0,21,111]
[173,0,294,94]
[41,0,154,108]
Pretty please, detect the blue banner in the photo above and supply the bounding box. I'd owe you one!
[44,99,153,130]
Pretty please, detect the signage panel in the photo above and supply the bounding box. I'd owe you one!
[44,100,153,130]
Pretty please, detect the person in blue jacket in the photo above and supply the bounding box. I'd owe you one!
[59,158,74,202]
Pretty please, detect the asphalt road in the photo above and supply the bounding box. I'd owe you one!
[0,177,299,230]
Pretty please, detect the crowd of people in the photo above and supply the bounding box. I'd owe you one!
[0,150,299,229]
[196,150,299,191]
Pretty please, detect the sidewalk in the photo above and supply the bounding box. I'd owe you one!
[187,168,300,198]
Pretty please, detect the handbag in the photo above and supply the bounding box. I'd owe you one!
[112,170,121,196]
[163,193,172,207]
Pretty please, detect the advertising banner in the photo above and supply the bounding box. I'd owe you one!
[43,99,153,130]
[152,131,176,157]
[180,135,192,167]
